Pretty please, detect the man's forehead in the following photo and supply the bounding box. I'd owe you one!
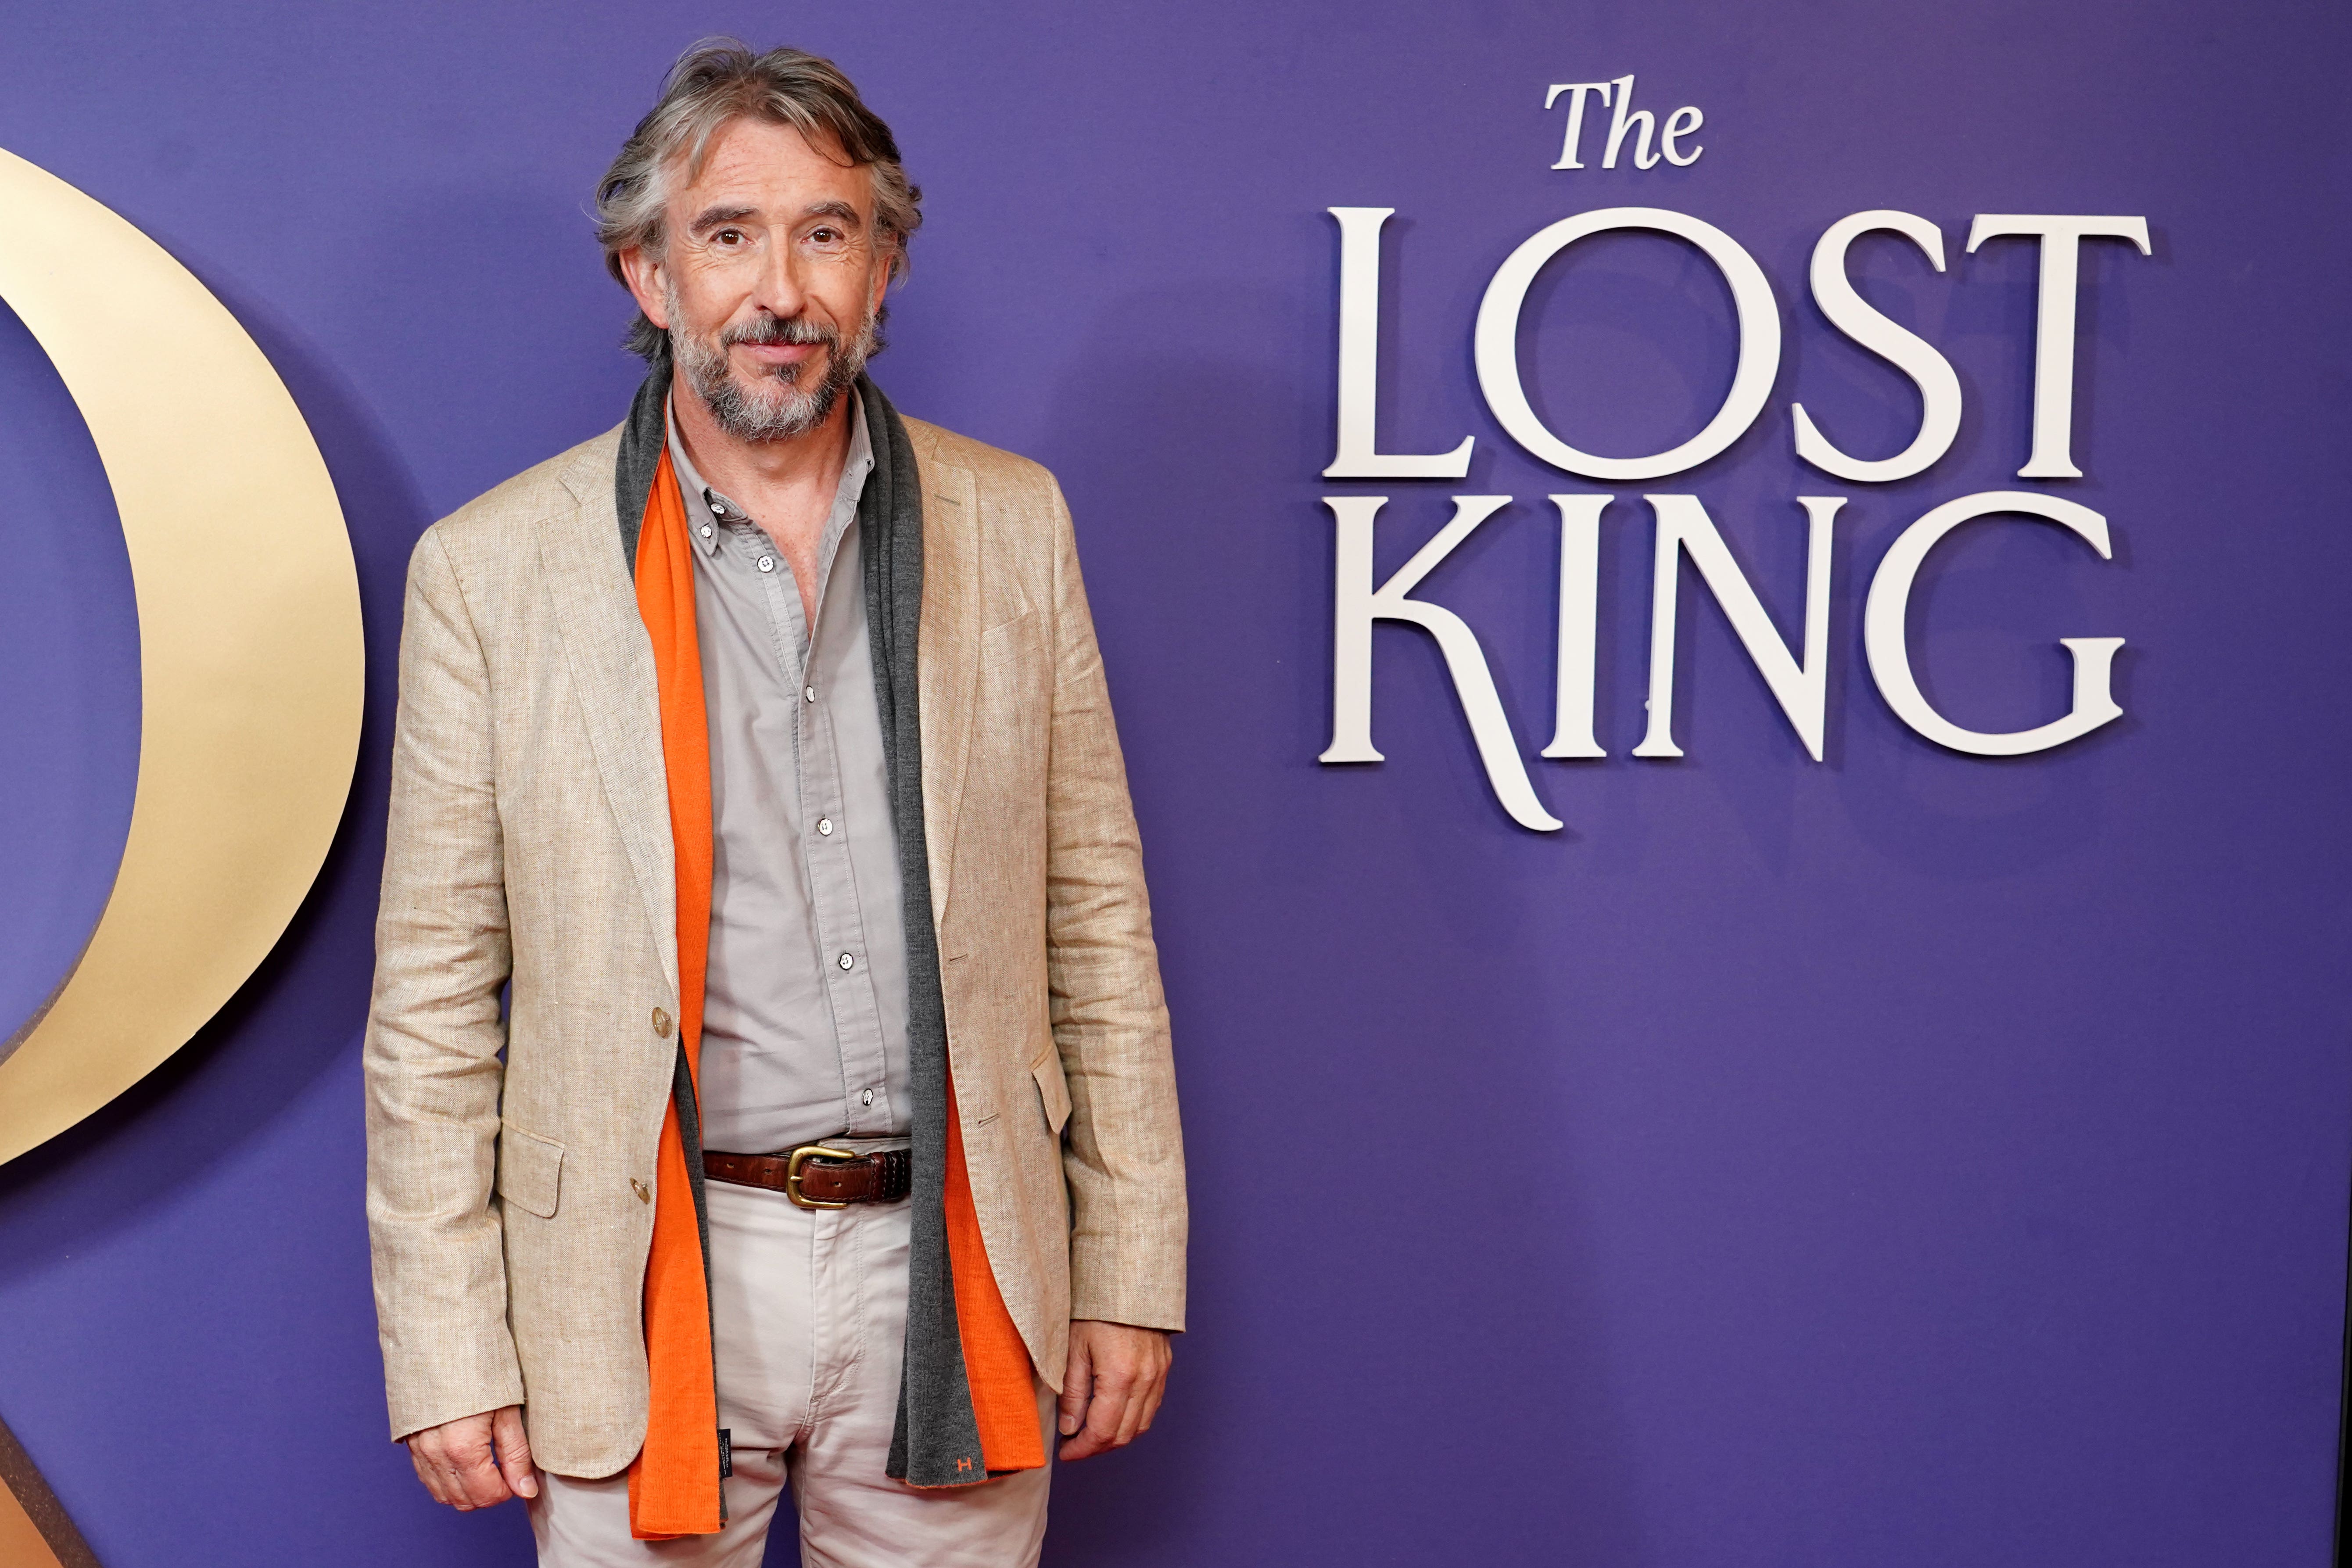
[676,118,869,211]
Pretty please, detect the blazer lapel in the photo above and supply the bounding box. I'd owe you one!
[542,433,680,994]
[913,431,981,931]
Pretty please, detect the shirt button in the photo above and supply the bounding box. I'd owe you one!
[861,1089,875,1106]
[631,1178,651,1204]
[817,817,834,836]
[699,524,713,538]
[708,500,724,514]
[651,1007,672,1038]
[757,555,776,573]
[838,952,855,971]
[803,685,816,703]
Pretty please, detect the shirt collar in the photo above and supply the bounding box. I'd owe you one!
[665,387,872,558]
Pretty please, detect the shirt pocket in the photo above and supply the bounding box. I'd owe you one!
[1030,1046,1072,1136]
[496,1122,566,1219]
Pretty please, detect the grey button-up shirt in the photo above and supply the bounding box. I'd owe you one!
[668,393,911,1152]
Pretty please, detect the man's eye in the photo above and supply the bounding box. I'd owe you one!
[810,228,840,244]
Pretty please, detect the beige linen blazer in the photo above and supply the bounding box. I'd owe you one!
[363,415,1186,1475]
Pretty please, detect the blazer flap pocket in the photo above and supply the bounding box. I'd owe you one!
[497,1123,565,1218]
[1030,1048,1072,1135]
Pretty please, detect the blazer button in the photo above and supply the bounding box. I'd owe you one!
[632,1178,651,1204]
[652,1007,672,1038]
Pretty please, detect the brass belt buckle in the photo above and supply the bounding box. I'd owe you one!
[785,1144,858,1210]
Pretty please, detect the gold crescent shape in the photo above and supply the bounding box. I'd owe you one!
[0,147,363,1166]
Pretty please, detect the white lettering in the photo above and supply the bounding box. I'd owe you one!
[1321,495,1562,832]
[1965,215,2152,479]
[1323,207,1477,480]
[1541,494,1612,758]
[1634,495,1843,761]
[1474,207,1781,481]
[1792,210,1963,484]
[1603,73,1660,169]
[1544,82,1615,170]
[1862,490,2124,754]
[1659,106,1704,166]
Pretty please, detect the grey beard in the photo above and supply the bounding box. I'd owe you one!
[670,301,875,443]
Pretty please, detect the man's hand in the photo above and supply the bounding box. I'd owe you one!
[405,1405,539,1510]
[1058,1320,1172,1460]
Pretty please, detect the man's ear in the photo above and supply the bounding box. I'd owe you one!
[618,245,669,330]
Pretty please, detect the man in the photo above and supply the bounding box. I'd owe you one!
[364,41,1186,1567]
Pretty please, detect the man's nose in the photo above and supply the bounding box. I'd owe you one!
[746,226,806,319]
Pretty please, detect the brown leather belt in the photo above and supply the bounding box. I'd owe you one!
[702,1143,912,1209]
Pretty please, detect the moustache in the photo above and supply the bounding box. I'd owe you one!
[721,316,841,350]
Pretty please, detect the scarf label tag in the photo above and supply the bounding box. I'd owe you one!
[717,1428,732,1479]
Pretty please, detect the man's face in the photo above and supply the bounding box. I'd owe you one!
[625,116,891,441]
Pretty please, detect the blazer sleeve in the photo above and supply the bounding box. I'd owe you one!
[1040,478,1189,1332]
[362,526,524,1440]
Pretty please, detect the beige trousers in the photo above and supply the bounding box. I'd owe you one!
[529,1149,1054,1568]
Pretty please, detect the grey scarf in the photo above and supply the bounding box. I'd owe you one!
[616,355,990,1490]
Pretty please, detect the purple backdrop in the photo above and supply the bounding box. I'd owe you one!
[1,3,2346,1564]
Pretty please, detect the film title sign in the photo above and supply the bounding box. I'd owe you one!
[1317,74,2148,832]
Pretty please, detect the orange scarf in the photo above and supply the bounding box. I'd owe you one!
[625,445,1040,1539]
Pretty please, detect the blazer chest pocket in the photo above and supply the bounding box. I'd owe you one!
[981,607,1042,669]
[979,610,1050,769]
[1030,1048,1072,1136]
[497,1123,565,1218]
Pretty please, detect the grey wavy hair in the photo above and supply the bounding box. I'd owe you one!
[596,40,923,361]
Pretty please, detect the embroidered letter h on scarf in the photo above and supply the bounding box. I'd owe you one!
[617,363,1041,1537]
